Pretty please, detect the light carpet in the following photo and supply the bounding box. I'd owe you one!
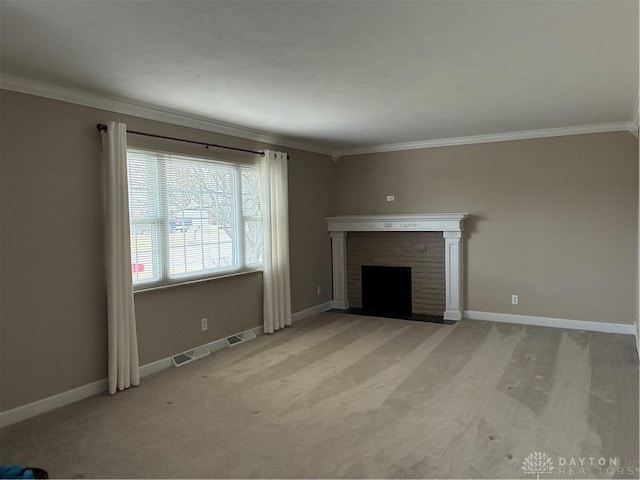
[0,313,638,479]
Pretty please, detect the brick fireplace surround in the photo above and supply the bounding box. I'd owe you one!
[326,214,469,321]
[347,231,446,316]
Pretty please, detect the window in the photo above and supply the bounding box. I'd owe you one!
[127,148,263,289]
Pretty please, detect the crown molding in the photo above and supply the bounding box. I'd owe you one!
[2,73,636,159]
[0,73,334,156]
[334,122,637,158]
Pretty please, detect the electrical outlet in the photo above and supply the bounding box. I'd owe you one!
[386,195,395,202]
[317,286,322,296]
[511,295,519,305]
[201,318,208,332]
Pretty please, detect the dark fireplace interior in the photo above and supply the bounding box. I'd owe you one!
[330,231,448,325]
[362,265,412,316]
[329,264,447,323]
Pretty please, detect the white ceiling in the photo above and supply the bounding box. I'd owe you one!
[1,0,638,154]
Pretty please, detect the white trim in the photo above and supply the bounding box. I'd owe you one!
[336,122,636,157]
[205,325,264,354]
[0,379,108,429]
[0,73,332,156]
[0,304,328,429]
[329,231,349,311]
[327,214,468,321]
[464,310,636,335]
[138,357,173,377]
[1,306,632,428]
[291,301,334,322]
[2,74,636,158]
[327,213,468,233]
[0,324,263,429]
[443,231,463,321]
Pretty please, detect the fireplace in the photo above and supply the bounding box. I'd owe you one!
[362,265,412,316]
[347,231,445,316]
[326,214,469,321]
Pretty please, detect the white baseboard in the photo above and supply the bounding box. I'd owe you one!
[0,324,264,429]
[0,308,327,429]
[138,357,173,377]
[444,309,462,321]
[0,378,108,429]
[291,301,333,322]
[3,307,632,428]
[464,310,636,335]
[330,300,349,310]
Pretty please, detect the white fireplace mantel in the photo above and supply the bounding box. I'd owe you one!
[326,213,469,321]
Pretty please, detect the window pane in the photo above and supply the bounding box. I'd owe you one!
[130,223,159,283]
[127,148,262,288]
[241,168,261,217]
[165,159,238,278]
[127,153,157,219]
[245,220,263,265]
[169,224,236,275]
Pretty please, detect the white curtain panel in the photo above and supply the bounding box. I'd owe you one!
[261,150,292,334]
[101,121,140,394]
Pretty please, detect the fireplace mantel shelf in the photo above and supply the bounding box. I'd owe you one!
[326,213,469,321]
[327,213,468,233]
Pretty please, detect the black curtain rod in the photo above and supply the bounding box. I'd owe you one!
[96,123,268,157]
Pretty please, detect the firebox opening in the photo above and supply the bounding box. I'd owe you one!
[362,265,412,317]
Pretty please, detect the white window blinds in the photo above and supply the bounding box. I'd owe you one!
[127,148,263,289]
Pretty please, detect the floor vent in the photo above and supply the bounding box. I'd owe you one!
[226,330,257,347]
[171,346,210,367]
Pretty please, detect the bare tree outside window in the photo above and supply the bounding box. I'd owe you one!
[127,149,263,288]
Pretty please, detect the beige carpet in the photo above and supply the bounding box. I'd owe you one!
[1,313,638,479]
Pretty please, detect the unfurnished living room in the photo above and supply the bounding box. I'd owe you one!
[0,1,639,479]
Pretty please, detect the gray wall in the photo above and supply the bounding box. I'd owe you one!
[333,133,638,324]
[1,88,637,413]
[0,90,334,411]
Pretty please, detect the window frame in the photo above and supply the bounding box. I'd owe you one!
[127,147,263,291]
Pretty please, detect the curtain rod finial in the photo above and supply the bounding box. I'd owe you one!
[96,123,108,132]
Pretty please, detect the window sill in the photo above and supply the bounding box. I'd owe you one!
[133,268,263,295]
